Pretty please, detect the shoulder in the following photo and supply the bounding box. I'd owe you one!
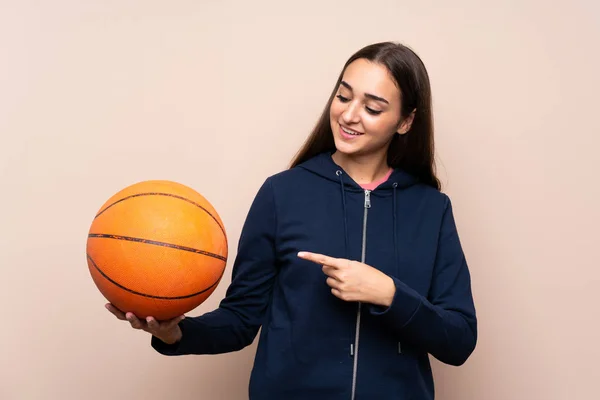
[407,178,450,202]
[249,166,314,204]
[262,165,320,191]
[424,185,451,207]
[401,181,454,221]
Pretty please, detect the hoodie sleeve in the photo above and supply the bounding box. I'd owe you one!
[369,195,477,366]
[151,178,279,355]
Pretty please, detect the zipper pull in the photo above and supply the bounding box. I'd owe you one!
[364,190,371,208]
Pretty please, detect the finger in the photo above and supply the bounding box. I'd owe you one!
[322,265,343,282]
[126,312,144,330]
[166,315,185,330]
[298,252,344,268]
[331,288,353,302]
[322,264,336,276]
[331,288,344,300]
[105,303,126,320]
[146,316,160,332]
[326,277,340,289]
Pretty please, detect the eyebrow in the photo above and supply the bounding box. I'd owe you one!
[340,80,389,104]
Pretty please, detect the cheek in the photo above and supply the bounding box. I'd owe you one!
[363,115,397,137]
[329,103,343,121]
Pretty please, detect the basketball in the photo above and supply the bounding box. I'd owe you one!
[86,180,228,321]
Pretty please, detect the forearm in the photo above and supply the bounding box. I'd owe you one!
[369,277,477,366]
[371,196,477,366]
[151,306,260,355]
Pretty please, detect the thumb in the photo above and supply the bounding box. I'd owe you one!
[166,315,185,330]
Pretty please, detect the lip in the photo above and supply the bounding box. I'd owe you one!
[338,124,364,140]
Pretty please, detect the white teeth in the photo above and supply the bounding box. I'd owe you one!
[342,126,361,136]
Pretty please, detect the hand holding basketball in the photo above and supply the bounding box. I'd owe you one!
[105,303,184,345]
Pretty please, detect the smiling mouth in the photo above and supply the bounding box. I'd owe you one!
[340,125,364,136]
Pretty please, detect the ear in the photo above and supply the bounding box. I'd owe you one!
[396,109,416,135]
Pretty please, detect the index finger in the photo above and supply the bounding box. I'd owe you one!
[297,251,344,268]
[105,303,126,320]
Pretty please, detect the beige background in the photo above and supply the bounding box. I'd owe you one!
[1,1,599,399]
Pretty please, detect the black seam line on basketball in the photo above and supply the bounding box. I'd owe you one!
[88,233,227,262]
[86,254,222,300]
[94,192,226,237]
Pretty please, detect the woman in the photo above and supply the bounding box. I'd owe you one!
[107,41,477,399]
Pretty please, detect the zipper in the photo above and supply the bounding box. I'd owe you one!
[350,189,371,400]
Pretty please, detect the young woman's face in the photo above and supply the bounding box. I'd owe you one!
[329,59,412,158]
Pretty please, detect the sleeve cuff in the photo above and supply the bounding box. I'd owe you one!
[369,276,424,329]
[150,318,191,355]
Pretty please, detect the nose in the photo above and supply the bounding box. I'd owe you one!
[341,100,360,124]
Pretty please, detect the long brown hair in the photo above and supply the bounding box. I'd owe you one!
[289,42,440,190]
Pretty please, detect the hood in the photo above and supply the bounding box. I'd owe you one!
[296,151,420,192]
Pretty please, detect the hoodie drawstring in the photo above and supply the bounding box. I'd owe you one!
[392,182,399,276]
[336,170,349,258]
[392,182,402,354]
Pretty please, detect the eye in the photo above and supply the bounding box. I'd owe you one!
[366,107,382,115]
[336,94,350,103]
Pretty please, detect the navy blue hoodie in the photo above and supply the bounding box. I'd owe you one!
[152,152,477,399]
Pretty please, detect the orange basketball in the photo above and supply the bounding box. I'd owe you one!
[86,180,228,321]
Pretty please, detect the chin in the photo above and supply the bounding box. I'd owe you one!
[332,138,362,156]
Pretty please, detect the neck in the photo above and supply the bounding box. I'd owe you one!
[331,150,391,185]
